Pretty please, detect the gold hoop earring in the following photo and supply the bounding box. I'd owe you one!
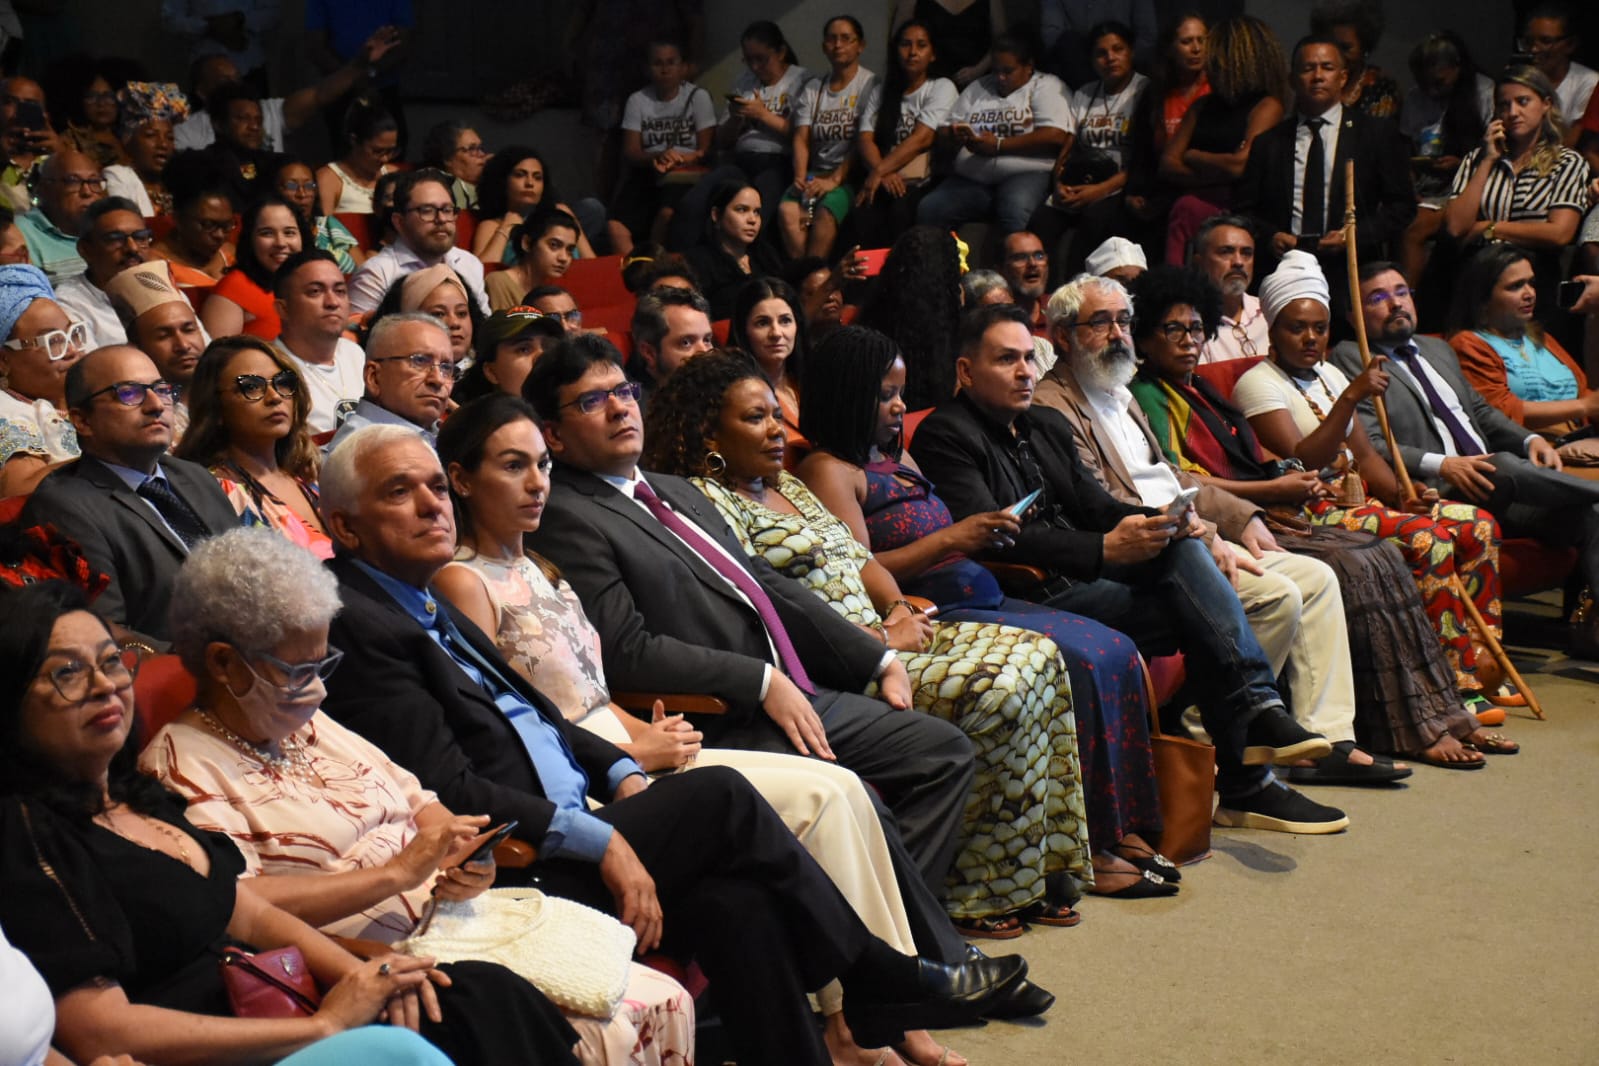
[703,450,727,477]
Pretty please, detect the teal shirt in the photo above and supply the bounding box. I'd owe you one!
[16,209,85,285]
[1477,330,1579,404]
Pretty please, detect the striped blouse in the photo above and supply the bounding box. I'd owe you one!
[1447,145,1589,222]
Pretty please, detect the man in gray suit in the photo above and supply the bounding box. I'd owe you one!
[1329,262,1599,654]
[21,346,238,644]
[520,335,1008,980]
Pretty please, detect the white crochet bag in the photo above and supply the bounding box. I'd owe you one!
[398,887,637,1017]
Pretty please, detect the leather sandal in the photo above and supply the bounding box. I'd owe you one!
[1019,899,1082,928]
[952,913,1024,939]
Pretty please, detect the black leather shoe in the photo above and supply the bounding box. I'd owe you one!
[980,977,1057,1020]
[1243,707,1331,765]
[844,954,1028,1041]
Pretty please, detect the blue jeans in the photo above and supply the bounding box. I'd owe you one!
[1041,538,1282,798]
[916,171,1052,237]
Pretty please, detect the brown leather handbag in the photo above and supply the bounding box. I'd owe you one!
[1142,659,1215,865]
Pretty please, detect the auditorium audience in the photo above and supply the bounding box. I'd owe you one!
[1518,4,1597,133]
[1308,0,1400,119]
[629,285,715,397]
[273,156,368,272]
[484,206,582,313]
[55,196,151,348]
[17,149,104,283]
[348,168,488,316]
[859,226,964,410]
[452,307,565,404]
[473,147,600,264]
[270,249,364,435]
[149,162,235,284]
[728,276,808,447]
[315,102,399,217]
[103,81,187,216]
[683,180,785,319]
[420,119,486,211]
[327,311,457,453]
[614,39,717,248]
[104,259,209,438]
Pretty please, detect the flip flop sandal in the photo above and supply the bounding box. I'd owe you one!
[1020,899,1083,927]
[1468,731,1520,755]
[952,913,1025,939]
[1406,748,1487,770]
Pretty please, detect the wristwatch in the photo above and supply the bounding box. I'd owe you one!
[1485,220,1498,241]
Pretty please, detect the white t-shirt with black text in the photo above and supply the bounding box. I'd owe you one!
[1068,72,1149,170]
[861,77,958,147]
[796,67,876,174]
[724,65,813,156]
[622,81,718,154]
[949,71,1072,183]
[276,336,366,435]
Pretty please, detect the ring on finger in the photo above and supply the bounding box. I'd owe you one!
[378,962,392,977]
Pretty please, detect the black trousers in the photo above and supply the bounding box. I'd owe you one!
[532,767,874,1065]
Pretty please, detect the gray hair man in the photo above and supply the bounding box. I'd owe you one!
[325,312,458,455]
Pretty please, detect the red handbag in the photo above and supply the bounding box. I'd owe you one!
[219,946,323,1018]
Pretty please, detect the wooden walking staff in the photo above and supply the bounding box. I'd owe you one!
[1340,161,1545,719]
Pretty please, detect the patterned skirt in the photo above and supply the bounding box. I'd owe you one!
[887,620,1093,919]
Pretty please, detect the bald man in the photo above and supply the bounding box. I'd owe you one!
[21,346,237,644]
[16,150,106,283]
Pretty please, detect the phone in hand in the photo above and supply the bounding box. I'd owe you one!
[462,820,518,866]
[1162,486,1199,521]
[1558,279,1586,310]
[1007,488,1042,517]
[12,98,44,132]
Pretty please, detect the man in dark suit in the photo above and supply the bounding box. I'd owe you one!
[912,304,1352,834]
[522,336,980,902]
[314,422,1030,1065]
[1236,36,1414,275]
[1330,262,1599,654]
[21,345,237,644]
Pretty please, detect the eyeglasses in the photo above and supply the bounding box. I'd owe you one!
[560,380,642,414]
[404,204,459,222]
[544,308,582,325]
[1516,34,1569,49]
[456,143,487,156]
[1071,312,1137,337]
[1158,321,1207,342]
[84,379,175,406]
[49,175,108,194]
[93,227,155,248]
[1362,285,1412,307]
[42,647,139,702]
[235,369,300,401]
[4,321,88,360]
[371,352,463,381]
[247,646,344,694]
[279,179,318,193]
[1006,250,1048,264]
[824,33,859,44]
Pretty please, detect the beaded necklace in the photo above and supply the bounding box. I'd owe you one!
[1277,360,1366,506]
[96,805,198,870]
[196,707,319,785]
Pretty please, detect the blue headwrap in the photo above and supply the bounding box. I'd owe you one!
[0,264,55,341]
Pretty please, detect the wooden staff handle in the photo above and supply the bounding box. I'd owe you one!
[1342,160,1417,503]
[1451,575,1546,720]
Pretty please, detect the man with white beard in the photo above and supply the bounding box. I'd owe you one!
[1189,214,1268,364]
[1033,271,1407,786]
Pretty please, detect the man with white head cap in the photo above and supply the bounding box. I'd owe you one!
[1036,268,1407,788]
[104,258,211,441]
[1083,236,1146,286]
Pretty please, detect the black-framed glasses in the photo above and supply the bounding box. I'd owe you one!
[279,179,318,193]
[50,174,107,193]
[4,321,88,360]
[404,204,459,222]
[235,369,300,401]
[42,647,139,702]
[1158,321,1207,342]
[247,645,344,694]
[370,352,463,381]
[560,380,642,414]
[1071,312,1136,337]
[94,227,155,248]
[85,379,175,406]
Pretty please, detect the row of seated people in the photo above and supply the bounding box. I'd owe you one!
[10,209,1596,1059]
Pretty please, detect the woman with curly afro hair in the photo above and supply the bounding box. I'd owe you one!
[644,347,1112,938]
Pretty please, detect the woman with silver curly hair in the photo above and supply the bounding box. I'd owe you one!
[142,527,696,1066]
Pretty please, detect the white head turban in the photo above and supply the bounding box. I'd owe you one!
[1084,236,1147,277]
[1258,250,1330,326]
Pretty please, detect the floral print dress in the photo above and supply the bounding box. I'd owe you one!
[696,472,1094,918]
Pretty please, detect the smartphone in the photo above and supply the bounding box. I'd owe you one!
[1162,487,1199,520]
[462,820,518,866]
[1007,488,1042,517]
[1558,279,1586,310]
[857,248,890,277]
[13,98,44,131]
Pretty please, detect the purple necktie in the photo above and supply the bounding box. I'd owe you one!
[1389,344,1484,456]
[633,480,816,695]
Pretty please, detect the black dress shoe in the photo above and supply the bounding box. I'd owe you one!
[844,954,1028,1042]
[979,977,1056,1020]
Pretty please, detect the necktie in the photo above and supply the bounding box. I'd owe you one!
[1388,344,1484,456]
[137,476,210,550]
[633,480,816,694]
[1301,117,1327,236]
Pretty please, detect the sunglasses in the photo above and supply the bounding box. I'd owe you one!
[235,369,300,402]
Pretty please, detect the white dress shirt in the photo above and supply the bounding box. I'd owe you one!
[1081,379,1186,506]
[1290,102,1341,236]
[1376,341,1498,476]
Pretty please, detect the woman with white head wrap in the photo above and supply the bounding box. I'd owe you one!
[1233,254,1518,760]
[0,264,87,495]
